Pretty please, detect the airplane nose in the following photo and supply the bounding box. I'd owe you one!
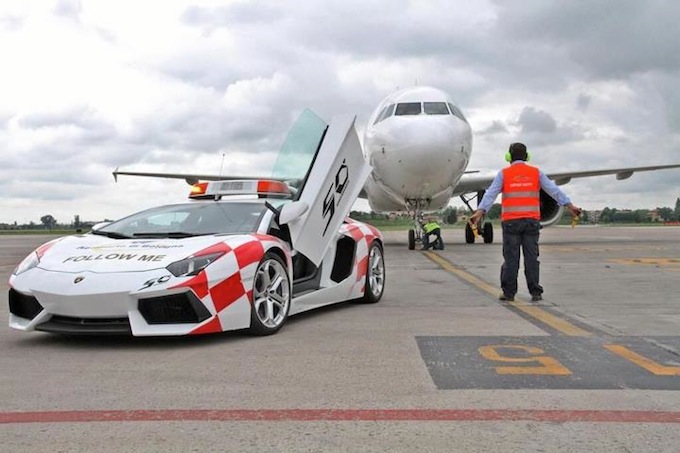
[367,116,471,198]
[389,119,466,172]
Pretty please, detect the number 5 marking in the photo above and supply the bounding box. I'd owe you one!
[478,345,572,375]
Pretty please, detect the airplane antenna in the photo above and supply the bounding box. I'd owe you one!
[219,153,225,176]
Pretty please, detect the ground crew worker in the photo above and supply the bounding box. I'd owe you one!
[468,143,581,302]
[422,217,444,250]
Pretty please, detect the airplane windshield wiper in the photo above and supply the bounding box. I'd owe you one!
[91,230,132,239]
[132,232,209,238]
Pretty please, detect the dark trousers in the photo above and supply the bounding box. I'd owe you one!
[501,219,543,297]
[423,228,443,250]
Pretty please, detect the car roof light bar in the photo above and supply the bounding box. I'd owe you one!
[189,180,292,199]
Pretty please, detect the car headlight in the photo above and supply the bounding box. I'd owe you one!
[166,252,225,277]
[13,252,40,276]
[13,239,60,276]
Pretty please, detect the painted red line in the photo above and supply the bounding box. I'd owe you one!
[1,409,679,424]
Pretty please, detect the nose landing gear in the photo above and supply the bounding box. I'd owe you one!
[406,200,427,250]
[465,220,493,244]
[408,228,417,250]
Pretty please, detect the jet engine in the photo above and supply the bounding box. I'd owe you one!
[540,189,565,227]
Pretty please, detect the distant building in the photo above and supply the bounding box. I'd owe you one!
[647,209,663,222]
[587,210,602,223]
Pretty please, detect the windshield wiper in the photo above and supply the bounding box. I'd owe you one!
[132,232,209,239]
[91,230,131,239]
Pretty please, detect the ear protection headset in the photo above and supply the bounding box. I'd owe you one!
[505,143,531,163]
[505,151,531,162]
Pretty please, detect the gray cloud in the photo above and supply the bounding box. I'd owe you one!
[576,94,591,112]
[0,14,23,31]
[181,1,477,58]
[650,72,680,133]
[2,1,680,222]
[493,0,680,78]
[53,0,82,22]
[174,1,496,105]
[18,106,108,130]
[181,3,281,29]
[478,120,509,136]
[476,107,586,148]
[517,107,557,134]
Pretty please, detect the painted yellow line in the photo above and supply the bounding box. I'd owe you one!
[424,251,593,337]
[424,251,499,294]
[608,258,680,266]
[513,304,593,337]
[604,344,680,376]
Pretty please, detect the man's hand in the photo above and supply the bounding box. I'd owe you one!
[468,209,484,226]
[565,203,581,217]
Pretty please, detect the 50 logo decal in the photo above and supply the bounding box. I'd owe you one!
[322,160,349,236]
[139,275,172,290]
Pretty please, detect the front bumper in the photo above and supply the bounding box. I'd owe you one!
[8,269,221,336]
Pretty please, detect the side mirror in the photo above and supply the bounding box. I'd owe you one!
[278,201,309,225]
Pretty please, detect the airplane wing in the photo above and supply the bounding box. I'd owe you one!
[541,164,680,185]
[116,166,373,201]
[454,163,680,195]
[113,109,326,188]
[112,168,287,186]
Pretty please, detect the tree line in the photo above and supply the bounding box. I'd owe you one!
[3,197,679,231]
[0,215,101,231]
[351,197,680,225]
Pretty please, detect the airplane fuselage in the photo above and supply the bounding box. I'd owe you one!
[363,86,472,212]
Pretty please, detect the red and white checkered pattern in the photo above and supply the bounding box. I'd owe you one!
[167,234,291,335]
[341,218,382,298]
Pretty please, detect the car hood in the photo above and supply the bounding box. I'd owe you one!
[35,234,245,273]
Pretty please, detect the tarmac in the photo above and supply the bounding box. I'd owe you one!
[1,226,679,452]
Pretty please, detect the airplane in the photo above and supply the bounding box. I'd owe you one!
[114,86,680,250]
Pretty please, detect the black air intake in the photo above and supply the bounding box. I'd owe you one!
[9,289,43,320]
[36,316,131,335]
[138,292,211,324]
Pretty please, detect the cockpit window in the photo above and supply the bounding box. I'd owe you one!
[423,102,449,115]
[383,103,395,120]
[395,102,422,116]
[373,106,389,125]
[373,103,396,125]
[448,102,468,123]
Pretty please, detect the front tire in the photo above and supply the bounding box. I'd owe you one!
[408,229,416,250]
[360,242,385,304]
[249,252,291,336]
[465,223,475,244]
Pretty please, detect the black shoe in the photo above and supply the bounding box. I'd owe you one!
[531,294,543,302]
[498,294,514,301]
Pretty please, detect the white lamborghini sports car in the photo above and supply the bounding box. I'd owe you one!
[8,112,385,336]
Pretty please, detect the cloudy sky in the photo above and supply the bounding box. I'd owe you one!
[1,0,679,224]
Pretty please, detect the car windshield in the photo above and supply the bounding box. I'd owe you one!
[95,202,267,238]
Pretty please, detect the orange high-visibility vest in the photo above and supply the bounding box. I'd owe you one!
[501,163,541,221]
